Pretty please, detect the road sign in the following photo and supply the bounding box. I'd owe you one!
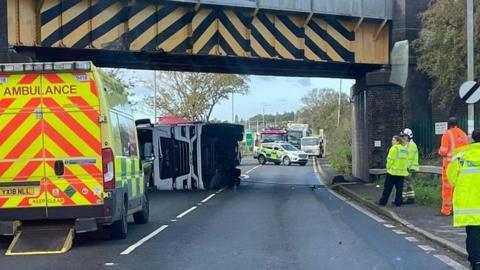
[435,122,448,135]
[459,81,480,104]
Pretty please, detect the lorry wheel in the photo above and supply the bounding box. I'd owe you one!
[133,191,150,224]
[110,198,128,239]
[258,155,266,165]
[283,157,291,166]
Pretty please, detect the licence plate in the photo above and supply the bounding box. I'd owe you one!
[0,186,39,197]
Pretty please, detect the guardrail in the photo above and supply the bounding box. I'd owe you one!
[369,165,442,177]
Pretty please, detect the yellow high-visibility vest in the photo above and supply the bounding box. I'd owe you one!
[447,143,480,226]
[386,144,409,176]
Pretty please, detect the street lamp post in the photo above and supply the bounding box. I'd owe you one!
[153,70,157,122]
[262,103,270,129]
[467,0,475,134]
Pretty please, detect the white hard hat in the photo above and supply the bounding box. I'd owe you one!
[402,128,413,138]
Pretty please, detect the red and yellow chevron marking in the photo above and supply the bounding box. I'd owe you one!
[0,71,103,209]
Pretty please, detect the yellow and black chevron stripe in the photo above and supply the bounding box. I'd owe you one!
[305,17,355,62]
[34,1,388,63]
[126,3,192,52]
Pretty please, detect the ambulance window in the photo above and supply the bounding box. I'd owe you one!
[117,114,138,157]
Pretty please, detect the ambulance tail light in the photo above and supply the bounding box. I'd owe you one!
[102,148,116,190]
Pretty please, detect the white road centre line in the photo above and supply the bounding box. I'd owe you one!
[104,263,116,266]
[176,206,198,219]
[418,245,436,252]
[404,236,419,242]
[170,219,177,222]
[245,165,261,175]
[120,225,169,255]
[392,229,407,235]
[384,224,396,228]
[434,255,469,270]
[201,193,216,203]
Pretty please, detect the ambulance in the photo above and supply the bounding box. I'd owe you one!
[0,61,149,255]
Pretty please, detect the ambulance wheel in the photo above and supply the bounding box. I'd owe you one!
[110,198,128,239]
[283,157,291,166]
[134,191,150,224]
[274,162,281,165]
[258,155,266,165]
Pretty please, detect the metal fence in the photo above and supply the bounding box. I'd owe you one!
[412,115,480,158]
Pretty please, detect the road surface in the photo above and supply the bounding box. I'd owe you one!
[0,157,468,269]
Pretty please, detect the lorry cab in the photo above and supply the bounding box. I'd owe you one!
[0,61,148,245]
[301,136,324,158]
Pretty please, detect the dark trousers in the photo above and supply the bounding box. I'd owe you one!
[466,226,480,266]
[379,174,404,206]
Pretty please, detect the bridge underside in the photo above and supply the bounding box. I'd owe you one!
[5,0,389,77]
[14,46,380,78]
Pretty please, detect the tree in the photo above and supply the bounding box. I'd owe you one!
[414,0,480,112]
[297,88,351,136]
[143,72,249,121]
[297,88,352,174]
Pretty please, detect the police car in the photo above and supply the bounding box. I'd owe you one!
[256,142,309,166]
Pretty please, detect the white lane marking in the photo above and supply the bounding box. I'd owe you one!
[245,165,261,175]
[201,193,216,203]
[384,224,395,228]
[176,206,198,219]
[392,229,407,235]
[240,174,250,180]
[120,225,169,255]
[329,189,386,223]
[216,187,226,194]
[418,245,436,251]
[404,236,419,242]
[312,159,326,185]
[104,263,116,266]
[434,255,469,270]
[170,219,177,222]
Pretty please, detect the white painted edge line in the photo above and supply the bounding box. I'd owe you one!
[312,159,326,185]
[384,224,395,228]
[434,255,469,270]
[201,193,216,203]
[418,245,436,251]
[312,159,386,223]
[176,206,198,219]
[404,236,419,242]
[329,188,386,223]
[120,225,169,255]
[245,165,261,175]
[216,187,226,194]
[392,229,407,235]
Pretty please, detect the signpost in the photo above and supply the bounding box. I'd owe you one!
[435,122,448,135]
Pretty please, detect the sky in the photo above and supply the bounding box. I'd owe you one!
[120,69,355,122]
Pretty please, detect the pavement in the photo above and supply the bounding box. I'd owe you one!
[0,157,470,269]
[316,158,468,259]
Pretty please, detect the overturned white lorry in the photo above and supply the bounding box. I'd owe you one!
[136,120,243,190]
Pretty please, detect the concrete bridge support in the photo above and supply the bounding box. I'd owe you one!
[352,0,431,181]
